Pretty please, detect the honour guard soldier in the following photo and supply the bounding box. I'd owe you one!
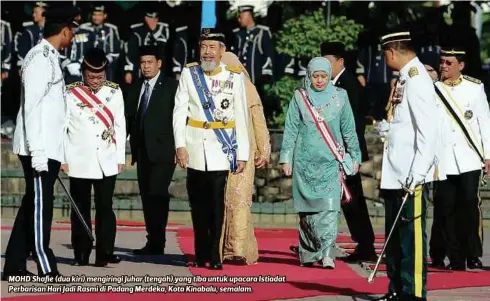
[172,25,189,80]
[79,3,121,82]
[62,48,126,267]
[1,19,12,81]
[432,46,490,271]
[124,5,170,85]
[173,28,250,270]
[2,8,79,279]
[231,5,274,118]
[15,1,49,69]
[125,45,178,255]
[375,30,443,301]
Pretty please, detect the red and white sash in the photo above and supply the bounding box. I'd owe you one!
[297,89,352,204]
[70,85,116,143]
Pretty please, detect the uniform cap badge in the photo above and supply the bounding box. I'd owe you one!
[464,110,473,120]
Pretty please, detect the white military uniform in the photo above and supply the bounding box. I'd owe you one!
[64,81,126,179]
[13,39,66,164]
[173,62,250,171]
[435,75,490,174]
[380,57,443,189]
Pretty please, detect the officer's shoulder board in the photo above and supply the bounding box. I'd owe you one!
[225,65,243,74]
[22,21,34,27]
[176,26,187,33]
[157,22,169,27]
[1,20,10,26]
[256,24,272,33]
[103,81,119,89]
[463,75,482,85]
[186,62,199,68]
[79,22,91,29]
[408,67,419,78]
[66,81,83,90]
[105,23,118,30]
[130,23,144,29]
[232,27,240,33]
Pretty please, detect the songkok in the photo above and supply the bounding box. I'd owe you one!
[139,45,159,58]
[82,48,108,72]
[35,1,49,8]
[238,5,254,13]
[200,28,225,43]
[440,46,466,56]
[380,31,411,46]
[43,7,79,27]
[320,41,346,57]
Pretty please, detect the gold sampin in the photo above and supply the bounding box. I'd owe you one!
[408,67,418,78]
[464,110,473,120]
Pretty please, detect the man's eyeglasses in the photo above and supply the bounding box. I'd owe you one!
[440,59,455,67]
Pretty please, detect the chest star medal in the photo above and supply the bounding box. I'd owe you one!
[221,99,230,110]
[464,110,473,120]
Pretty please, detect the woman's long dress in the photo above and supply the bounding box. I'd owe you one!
[279,88,361,265]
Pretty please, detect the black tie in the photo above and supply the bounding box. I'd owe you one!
[140,81,151,115]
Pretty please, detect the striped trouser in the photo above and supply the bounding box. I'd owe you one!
[3,155,60,275]
[382,184,429,300]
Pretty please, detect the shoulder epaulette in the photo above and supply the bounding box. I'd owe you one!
[186,62,199,68]
[79,22,91,28]
[408,67,419,78]
[0,20,9,26]
[130,23,143,29]
[103,81,119,89]
[257,24,270,30]
[226,65,243,74]
[232,28,240,33]
[105,23,118,29]
[22,21,34,27]
[176,26,187,32]
[66,81,83,90]
[463,75,482,84]
[157,22,169,27]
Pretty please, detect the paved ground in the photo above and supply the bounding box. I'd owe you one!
[1,212,489,300]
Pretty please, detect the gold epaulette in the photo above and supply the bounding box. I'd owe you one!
[103,81,119,89]
[186,62,199,68]
[408,67,418,78]
[66,81,83,90]
[463,75,482,84]
[225,65,243,74]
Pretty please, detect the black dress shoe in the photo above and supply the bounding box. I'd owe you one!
[72,258,89,266]
[192,261,207,268]
[429,260,446,269]
[373,292,399,301]
[94,255,122,267]
[446,264,466,271]
[1,270,35,281]
[467,258,483,269]
[341,251,378,263]
[290,245,299,255]
[133,245,164,255]
[209,262,223,270]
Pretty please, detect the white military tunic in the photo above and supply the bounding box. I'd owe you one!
[435,75,490,175]
[173,62,250,171]
[13,39,67,163]
[380,57,443,189]
[64,81,126,179]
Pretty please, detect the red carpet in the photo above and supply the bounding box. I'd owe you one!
[4,228,490,301]
[55,220,183,227]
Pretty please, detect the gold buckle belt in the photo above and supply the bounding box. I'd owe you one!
[187,117,235,129]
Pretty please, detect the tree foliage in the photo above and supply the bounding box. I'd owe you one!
[275,8,363,58]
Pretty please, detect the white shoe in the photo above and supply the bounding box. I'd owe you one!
[322,257,335,269]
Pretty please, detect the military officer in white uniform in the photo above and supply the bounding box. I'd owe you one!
[375,30,443,301]
[432,46,490,271]
[2,8,79,280]
[173,28,250,270]
[62,48,126,267]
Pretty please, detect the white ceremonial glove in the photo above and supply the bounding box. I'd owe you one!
[375,119,390,138]
[66,63,81,76]
[31,150,48,173]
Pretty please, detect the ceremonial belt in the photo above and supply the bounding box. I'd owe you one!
[189,65,238,172]
[71,86,116,143]
[297,89,352,204]
[434,84,484,163]
[187,118,235,129]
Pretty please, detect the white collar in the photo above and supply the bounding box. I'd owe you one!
[332,68,346,85]
[144,71,160,87]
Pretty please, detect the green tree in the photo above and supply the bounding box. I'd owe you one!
[267,8,363,129]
